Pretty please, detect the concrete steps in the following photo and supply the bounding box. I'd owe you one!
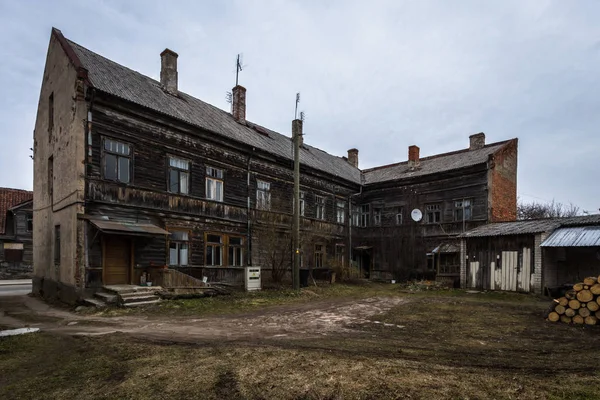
[102,285,162,307]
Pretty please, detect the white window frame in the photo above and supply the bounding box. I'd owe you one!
[228,236,244,267]
[396,207,403,225]
[257,180,271,210]
[316,195,326,220]
[455,199,473,221]
[299,191,305,217]
[205,166,224,202]
[373,207,382,226]
[360,204,370,227]
[168,156,190,194]
[336,200,345,224]
[103,138,131,184]
[169,230,189,266]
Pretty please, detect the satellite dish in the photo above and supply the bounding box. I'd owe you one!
[411,209,423,222]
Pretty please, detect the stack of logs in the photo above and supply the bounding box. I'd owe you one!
[548,276,600,325]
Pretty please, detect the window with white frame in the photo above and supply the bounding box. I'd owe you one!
[316,196,326,220]
[352,205,360,226]
[228,236,244,266]
[373,207,382,226]
[396,207,404,225]
[168,156,190,194]
[169,230,189,266]
[455,199,472,221]
[336,200,345,224]
[360,204,370,227]
[256,180,271,210]
[299,191,305,216]
[206,166,224,201]
[426,204,441,223]
[205,234,223,266]
[103,138,131,183]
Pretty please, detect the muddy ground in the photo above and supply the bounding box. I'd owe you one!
[1,285,599,400]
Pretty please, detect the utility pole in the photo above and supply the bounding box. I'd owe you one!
[292,118,302,290]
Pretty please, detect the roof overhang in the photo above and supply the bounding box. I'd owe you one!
[541,226,600,247]
[432,243,460,254]
[89,218,170,237]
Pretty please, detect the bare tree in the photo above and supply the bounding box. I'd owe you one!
[254,208,292,283]
[517,198,580,220]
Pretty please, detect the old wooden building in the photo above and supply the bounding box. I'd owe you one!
[0,188,33,279]
[32,28,518,303]
[461,215,600,294]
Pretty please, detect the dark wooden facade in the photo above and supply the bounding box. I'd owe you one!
[0,200,33,279]
[84,94,357,287]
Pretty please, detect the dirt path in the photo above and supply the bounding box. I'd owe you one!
[0,295,408,342]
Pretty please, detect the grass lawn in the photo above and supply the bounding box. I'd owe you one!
[1,285,599,399]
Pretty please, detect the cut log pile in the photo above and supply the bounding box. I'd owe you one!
[548,276,600,326]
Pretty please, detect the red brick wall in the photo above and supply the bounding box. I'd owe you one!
[489,139,518,222]
[0,188,33,234]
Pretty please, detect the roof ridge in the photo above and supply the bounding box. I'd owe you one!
[363,139,512,173]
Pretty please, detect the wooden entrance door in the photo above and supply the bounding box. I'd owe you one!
[103,237,131,285]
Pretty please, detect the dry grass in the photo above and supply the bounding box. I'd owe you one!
[2,288,600,400]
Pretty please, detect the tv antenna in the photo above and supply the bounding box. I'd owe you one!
[295,93,300,119]
[300,111,305,122]
[235,53,244,86]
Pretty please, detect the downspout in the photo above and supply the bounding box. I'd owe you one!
[246,148,255,266]
[83,88,95,287]
[348,175,364,270]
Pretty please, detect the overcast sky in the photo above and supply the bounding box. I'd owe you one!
[1,0,599,212]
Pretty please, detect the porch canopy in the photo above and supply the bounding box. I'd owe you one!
[541,226,600,247]
[89,218,170,237]
[431,243,459,254]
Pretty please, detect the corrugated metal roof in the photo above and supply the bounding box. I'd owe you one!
[90,218,170,236]
[462,215,600,238]
[432,243,460,253]
[541,226,600,247]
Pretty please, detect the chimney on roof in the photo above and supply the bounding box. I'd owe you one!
[292,118,303,147]
[347,148,359,168]
[160,49,178,95]
[232,85,246,124]
[469,132,485,150]
[408,145,420,168]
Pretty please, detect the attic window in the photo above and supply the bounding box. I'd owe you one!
[252,125,270,137]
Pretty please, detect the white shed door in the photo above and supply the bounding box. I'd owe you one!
[501,251,518,291]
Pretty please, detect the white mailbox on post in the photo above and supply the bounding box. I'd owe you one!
[245,266,261,291]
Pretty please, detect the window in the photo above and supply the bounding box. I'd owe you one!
[314,244,324,269]
[455,199,472,221]
[335,244,345,266]
[256,180,271,210]
[396,207,404,225]
[426,204,441,224]
[206,234,223,266]
[316,196,325,220]
[168,157,190,194]
[299,191,305,216]
[360,204,370,227]
[352,205,360,227]
[169,230,189,266]
[48,92,54,141]
[336,200,345,224]
[48,156,53,201]
[103,138,131,183]
[206,166,224,201]
[228,236,244,266]
[373,207,382,226]
[26,214,33,232]
[54,225,60,264]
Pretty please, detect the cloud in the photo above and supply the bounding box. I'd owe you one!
[0,0,598,211]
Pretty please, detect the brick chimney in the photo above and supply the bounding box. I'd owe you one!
[160,49,178,95]
[347,148,359,168]
[292,118,303,146]
[232,85,246,124]
[408,145,420,168]
[469,132,485,150]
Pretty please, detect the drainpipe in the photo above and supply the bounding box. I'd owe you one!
[246,149,255,266]
[348,180,363,270]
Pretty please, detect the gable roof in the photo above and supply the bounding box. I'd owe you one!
[363,141,510,184]
[60,33,361,184]
[461,214,600,238]
[0,188,33,235]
